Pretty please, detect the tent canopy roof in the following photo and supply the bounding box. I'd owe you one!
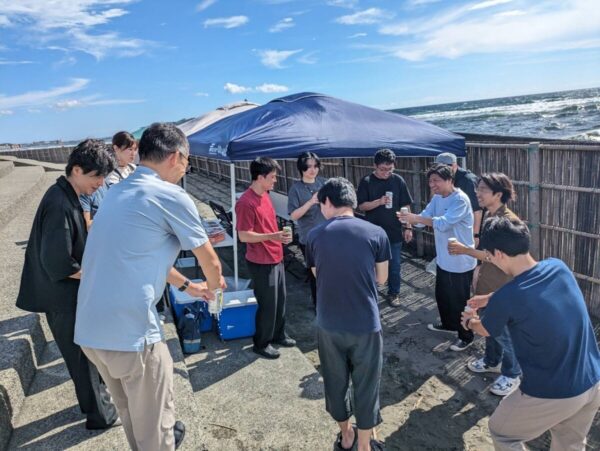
[177,101,259,136]
[188,92,465,161]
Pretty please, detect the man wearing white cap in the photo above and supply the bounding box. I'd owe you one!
[435,152,482,245]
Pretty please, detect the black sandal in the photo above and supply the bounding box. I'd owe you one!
[334,425,358,451]
[370,438,386,451]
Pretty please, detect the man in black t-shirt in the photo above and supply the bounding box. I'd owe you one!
[357,149,413,307]
[435,152,482,244]
[306,177,390,451]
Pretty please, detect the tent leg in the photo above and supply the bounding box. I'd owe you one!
[230,163,238,289]
[459,157,467,169]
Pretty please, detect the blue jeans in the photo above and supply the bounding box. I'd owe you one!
[484,326,521,378]
[388,242,402,295]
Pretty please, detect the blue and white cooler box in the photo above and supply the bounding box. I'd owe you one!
[169,276,258,341]
[169,282,213,332]
[217,288,258,341]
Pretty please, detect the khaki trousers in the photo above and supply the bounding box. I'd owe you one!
[489,382,600,451]
[83,342,176,451]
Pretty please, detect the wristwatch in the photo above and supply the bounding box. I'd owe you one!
[178,279,191,292]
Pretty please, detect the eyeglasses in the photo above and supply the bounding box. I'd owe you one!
[376,166,395,173]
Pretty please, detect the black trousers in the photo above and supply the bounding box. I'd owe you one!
[46,311,117,427]
[247,261,287,349]
[317,327,383,430]
[299,243,317,306]
[434,266,474,342]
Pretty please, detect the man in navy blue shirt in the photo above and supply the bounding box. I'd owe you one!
[306,177,391,451]
[461,217,600,450]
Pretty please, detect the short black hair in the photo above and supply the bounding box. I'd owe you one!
[296,151,321,174]
[139,122,189,163]
[250,157,281,180]
[479,172,516,204]
[112,131,137,150]
[374,148,396,165]
[427,163,454,182]
[66,139,115,177]
[317,177,357,209]
[480,216,530,256]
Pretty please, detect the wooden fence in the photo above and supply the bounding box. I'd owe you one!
[189,141,600,317]
[3,141,598,315]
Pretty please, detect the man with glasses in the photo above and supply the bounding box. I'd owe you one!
[358,149,413,307]
[75,122,224,450]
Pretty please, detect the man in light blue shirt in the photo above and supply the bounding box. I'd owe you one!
[75,123,224,450]
[399,163,477,352]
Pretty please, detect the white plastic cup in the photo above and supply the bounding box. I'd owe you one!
[208,288,223,316]
[385,191,393,209]
[464,306,473,313]
[448,237,458,244]
[400,207,409,223]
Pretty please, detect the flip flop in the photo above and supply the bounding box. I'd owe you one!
[370,438,386,451]
[174,420,186,449]
[333,425,358,451]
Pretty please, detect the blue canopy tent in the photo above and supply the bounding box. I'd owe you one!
[187,92,465,285]
[188,92,464,160]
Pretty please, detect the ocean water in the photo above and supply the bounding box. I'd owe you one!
[393,87,600,141]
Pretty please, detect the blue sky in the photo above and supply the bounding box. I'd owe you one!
[1,0,599,143]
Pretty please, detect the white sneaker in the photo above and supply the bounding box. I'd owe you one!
[468,358,502,374]
[490,375,520,397]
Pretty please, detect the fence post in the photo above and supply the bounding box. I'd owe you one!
[411,157,425,257]
[343,158,349,179]
[527,142,541,259]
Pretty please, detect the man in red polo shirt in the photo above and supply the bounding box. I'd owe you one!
[236,157,296,359]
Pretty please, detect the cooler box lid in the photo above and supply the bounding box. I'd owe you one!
[170,278,204,304]
[222,290,257,309]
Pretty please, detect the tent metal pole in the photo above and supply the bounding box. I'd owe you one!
[230,163,239,289]
[459,156,467,169]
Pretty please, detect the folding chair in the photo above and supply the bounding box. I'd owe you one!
[209,200,233,235]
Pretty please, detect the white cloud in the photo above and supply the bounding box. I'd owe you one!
[269,17,294,33]
[258,49,302,68]
[0,1,131,30]
[335,8,388,25]
[389,0,600,61]
[53,99,83,110]
[195,92,209,97]
[224,82,289,94]
[408,0,443,4]
[0,1,154,58]
[0,59,34,65]
[196,0,217,12]
[297,51,318,64]
[53,97,144,110]
[0,14,10,26]
[379,0,514,37]
[495,9,526,17]
[224,83,251,94]
[0,78,89,110]
[348,32,367,38]
[469,0,513,11]
[204,16,249,29]
[255,83,288,93]
[326,0,358,8]
[68,29,152,59]
[0,109,13,115]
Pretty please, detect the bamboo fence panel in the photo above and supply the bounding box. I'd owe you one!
[189,141,599,316]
